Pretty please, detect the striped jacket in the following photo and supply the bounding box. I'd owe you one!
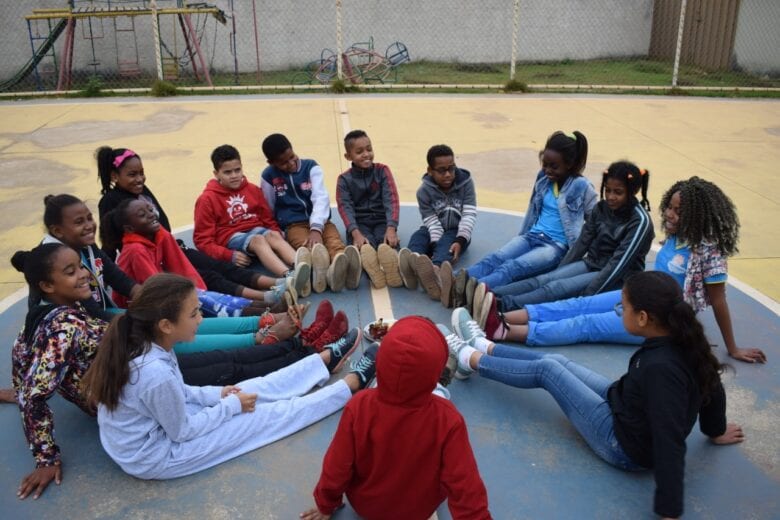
[415,168,477,244]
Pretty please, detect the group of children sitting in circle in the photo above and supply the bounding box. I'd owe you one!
[2,128,768,519]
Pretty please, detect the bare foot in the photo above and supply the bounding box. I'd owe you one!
[267,314,298,342]
[0,387,16,403]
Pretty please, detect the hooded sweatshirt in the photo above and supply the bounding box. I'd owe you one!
[416,168,477,245]
[194,177,281,262]
[313,316,490,520]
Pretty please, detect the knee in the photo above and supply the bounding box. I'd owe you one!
[543,353,569,366]
[249,235,267,249]
[266,230,282,241]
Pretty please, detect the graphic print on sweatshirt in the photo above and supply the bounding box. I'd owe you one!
[225,195,257,224]
[271,176,312,198]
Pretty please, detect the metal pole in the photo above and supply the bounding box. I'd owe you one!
[230,0,239,85]
[671,0,688,88]
[335,0,343,80]
[251,0,261,83]
[510,0,520,80]
[150,0,164,80]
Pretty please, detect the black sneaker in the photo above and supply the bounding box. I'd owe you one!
[349,342,379,389]
[324,327,362,373]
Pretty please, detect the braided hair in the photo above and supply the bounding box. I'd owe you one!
[600,161,651,211]
[659,177,739,256]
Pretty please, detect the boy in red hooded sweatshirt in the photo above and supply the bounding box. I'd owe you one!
[194,144,297,277]
[301,316,491,520]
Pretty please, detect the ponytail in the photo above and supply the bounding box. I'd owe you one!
[544,130,588,176]
[600,161,651,211]
[95,146,139,195]
[83,273,195,410]
[624,271,726,400]
[100,198,133,256]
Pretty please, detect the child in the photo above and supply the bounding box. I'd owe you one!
[104,198,294,317]
[490,161,654,313]
[260,133,361,293]
[407,144,477,302]
[475,177,767,364]
[336,129,401,289]
[83,273,379,481]
[302,316,490,520]
[41,194,139,320]
[465,131,596,291]
[446,272,745,519]
[7,246,341,500]
[194,145,297,280]
[96,145,297,306]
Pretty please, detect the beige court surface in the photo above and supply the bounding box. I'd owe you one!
[0,93,778,304]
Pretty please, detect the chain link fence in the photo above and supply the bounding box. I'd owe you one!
[1,0,778,94]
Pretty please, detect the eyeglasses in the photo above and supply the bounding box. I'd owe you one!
[431,165,456,174]
[613,303,624,316]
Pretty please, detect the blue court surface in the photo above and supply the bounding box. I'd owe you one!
[1,207,778,519]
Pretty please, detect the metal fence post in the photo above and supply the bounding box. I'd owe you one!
[510,0,520,81]
[335,0,343,81]
[671,0,688,87]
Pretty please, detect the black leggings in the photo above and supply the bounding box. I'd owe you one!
[178,338,317,386]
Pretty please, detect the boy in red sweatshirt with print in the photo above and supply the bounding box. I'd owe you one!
[302,316,491,520]
[194,145,297,277]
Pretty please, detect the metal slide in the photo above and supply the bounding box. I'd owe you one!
[0,18,68,92]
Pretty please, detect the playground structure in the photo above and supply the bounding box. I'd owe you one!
[0,1,228,92]
[294,37,410,86]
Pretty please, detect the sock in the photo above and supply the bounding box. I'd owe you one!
[263,290,279,305]
[457,345,477,369]
[473,336,493,354]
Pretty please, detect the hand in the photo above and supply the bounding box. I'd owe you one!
[300,507,331,520]
[449,242,462,263]
[234,251,252,267]
[384,228,399,248]
[237,392,257,413]
[351,229,369,249]
[221,385,241,398]
[306,230,323,249]
[711,423,745,445]
[18,464,61,500]
[728,347,767,364]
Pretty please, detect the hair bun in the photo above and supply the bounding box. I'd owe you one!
[10,250,29,272]
[43,194,56,205]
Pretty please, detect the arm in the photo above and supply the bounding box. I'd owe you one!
[95,247,137,297]
[140,376,241,443]
[705,283,767,363]
[380,164,401,230]
[517,171,545,236]
[583,206,654,295]
[193,196,235,263]
[418,187,445,243]
[118,242,162,284]
[260,173,277,213]
[456,177,478,243]
[559,208,598,266]
[312,407,356,515]
[308,165,331,232]
[158,229,207,289]
[250,184,281,233]
[441,418,492,520]
[335,173,359,234]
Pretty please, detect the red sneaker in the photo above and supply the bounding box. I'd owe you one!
[484,295,507,340]
[312,310,349,351]
[300,300,334,344]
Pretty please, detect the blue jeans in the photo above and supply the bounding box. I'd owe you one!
[227,226,270,253]
[496,261,597,311]
[466,232,566,288]
[407,227,467,266]
[478,345,643,470]
[524,290,642,346]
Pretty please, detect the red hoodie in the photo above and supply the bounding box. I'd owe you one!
[193,177,281,262]
[114,228,206,307]
[313,316,491,520]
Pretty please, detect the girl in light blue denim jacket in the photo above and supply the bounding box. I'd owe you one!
[466,131,597,289]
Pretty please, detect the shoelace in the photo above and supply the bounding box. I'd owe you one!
[330,335,349,356]
[464,319,485,340]
[445,333,466,353]
[350,355,374,382]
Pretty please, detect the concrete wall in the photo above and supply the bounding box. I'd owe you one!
[733,0,780,75]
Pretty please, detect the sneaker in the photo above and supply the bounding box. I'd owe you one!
[377,244,403,287]
[349,342,379,389]
[477,291,495,330]
[327,252,348,292]
[440,261,454,308]
[295,247,312,297]
[452,307,486,347]
[453,269,468,308]
[300,300,334,344]
[265,276,290,305]
[310,243,330,293]
[439,348,459,387]
[472,282,487,323]
[290,262,310,297]
[282,277,297,310]
[464,275,477,314]
[415,254,441,300]
[484,297,508,340]
[312,310,348,350]
[344,245,362,290]
[324,327,362,373]
[435,324,474,380]
[398,247,418,290]
[360,244,386,289]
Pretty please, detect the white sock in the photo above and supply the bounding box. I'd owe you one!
[473,336,493,354]
[457,345,477,369]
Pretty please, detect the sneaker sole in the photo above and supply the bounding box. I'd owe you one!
[293,262,311,295]
[453,269,467,308]
[415,255,441,300]
[311,244,330,294]
[472,282,487,322]
[398,247,418,290]
[477,292,494,330]
[377,244,403,287]
[295,247,313,297]
[330,328,363,373]
[328,253,348,292]
[344,245,362,290]
[464,276,477,314]
[360,245,386,289]
[440,261,454,308]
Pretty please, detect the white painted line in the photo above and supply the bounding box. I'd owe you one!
[0,287,28,314]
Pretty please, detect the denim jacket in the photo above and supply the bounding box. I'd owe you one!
[518,170,598,247]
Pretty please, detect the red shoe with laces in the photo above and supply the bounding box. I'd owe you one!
[300,300,334,344]
[484,295,507,340]
[312,310,349,351]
